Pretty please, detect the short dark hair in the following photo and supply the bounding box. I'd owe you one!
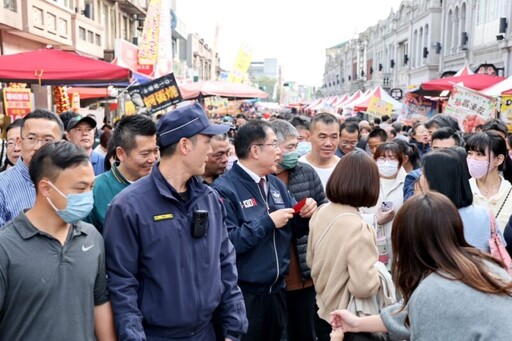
[368,128,388,142]
[387,128,397,137]
[382,115,390,122]
[59,111,77,133]
[22,109,64,137]
[288,115,310,131]
[29,141,90,193]
[392,138,421,169]
[431,127,464,147]
[422,148,472,208]
[309,113,339,132]
[107,114,156,157]
[99,129,113,149]
[424,114,461,131]
[482,119,508,137]
[6,119,22,134]
[339,122,360,137]
[326,150,379,207]
[373,117,382,125]
[236,113,248,120]
[235,120,271,159]
[374,142,404,168]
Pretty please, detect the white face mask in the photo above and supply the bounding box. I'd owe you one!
[377,160,399,177]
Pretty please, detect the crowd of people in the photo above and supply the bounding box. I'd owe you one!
[0,104,512,340]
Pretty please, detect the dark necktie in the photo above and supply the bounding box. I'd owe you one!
[259,178,266,196]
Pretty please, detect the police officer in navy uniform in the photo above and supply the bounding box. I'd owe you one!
[104,103,248,341]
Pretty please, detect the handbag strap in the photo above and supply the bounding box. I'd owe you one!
[313,210,359,251]
[495,187,512,219]
[489,209,498,237]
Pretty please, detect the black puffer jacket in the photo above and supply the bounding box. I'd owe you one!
[287,161,328,279]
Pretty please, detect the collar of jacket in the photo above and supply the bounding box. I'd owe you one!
[150,161,207,201]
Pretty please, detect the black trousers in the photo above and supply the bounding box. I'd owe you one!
[242,289,286,341]
[286,286,317,341]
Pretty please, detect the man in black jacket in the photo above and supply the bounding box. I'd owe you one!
[271,119,328,341]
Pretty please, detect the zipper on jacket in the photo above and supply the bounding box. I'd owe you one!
[269,229,280,294]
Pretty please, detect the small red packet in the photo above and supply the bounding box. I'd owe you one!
[293,198,307,214]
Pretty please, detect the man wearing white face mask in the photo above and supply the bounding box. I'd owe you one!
[361,142,406,269]
[0,141,116,340]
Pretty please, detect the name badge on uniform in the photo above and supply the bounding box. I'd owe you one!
[271,191,284,204]
[153,213,174,221]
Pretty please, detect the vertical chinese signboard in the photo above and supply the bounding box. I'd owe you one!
[3,88,33,120]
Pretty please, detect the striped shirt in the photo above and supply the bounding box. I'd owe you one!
[0,158,35,228]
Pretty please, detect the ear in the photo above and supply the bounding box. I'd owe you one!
[495,154,505,167]
[249,144,260,160]
[116,146,126,162]
[178,138,190,155]
[39,179,52,197]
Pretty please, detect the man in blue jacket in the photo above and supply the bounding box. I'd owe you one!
[103,103,248,341]
[212,120,317,341]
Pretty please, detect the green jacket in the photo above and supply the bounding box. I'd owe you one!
[85,163,130,233]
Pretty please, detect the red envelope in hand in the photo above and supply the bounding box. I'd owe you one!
[293,198,307,214]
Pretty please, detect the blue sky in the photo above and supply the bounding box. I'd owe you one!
[178,0,403,86]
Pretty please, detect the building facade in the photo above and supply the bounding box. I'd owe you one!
[322,0,512,97]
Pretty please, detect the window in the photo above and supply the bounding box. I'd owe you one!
[79,27,86,40]
[4,0,16,12]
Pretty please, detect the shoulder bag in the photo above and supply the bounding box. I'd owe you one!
[489,211,512,275]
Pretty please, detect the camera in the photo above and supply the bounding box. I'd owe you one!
[192,210,208,238]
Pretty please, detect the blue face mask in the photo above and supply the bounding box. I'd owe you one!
[47,182,94,224]
[296,141,312,157]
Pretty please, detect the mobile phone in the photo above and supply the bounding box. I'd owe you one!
[192,210,208,238]
[381,201,393,212]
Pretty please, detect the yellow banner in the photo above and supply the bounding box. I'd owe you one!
[228,43,253,83]
[138,0,161,66]
[500,95,512,132]
[366,96,393,117]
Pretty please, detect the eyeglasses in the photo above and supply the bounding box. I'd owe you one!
[6,140,15,148]
[340,140,358,147]
[253,141,279,149]
[22,136,55,146]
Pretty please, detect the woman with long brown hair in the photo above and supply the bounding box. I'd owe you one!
[330,192,512,340]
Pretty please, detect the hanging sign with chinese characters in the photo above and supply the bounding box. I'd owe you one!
[128,73,182,114]
[3,88,33,120]
[444,84,497,132]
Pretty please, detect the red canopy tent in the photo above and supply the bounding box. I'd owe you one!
[0,47,131,85]
[67,87,113,100]
[179,81,268,100]
[420,74,505,92]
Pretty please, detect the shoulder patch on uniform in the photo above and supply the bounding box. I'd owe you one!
[153,213,174,221]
